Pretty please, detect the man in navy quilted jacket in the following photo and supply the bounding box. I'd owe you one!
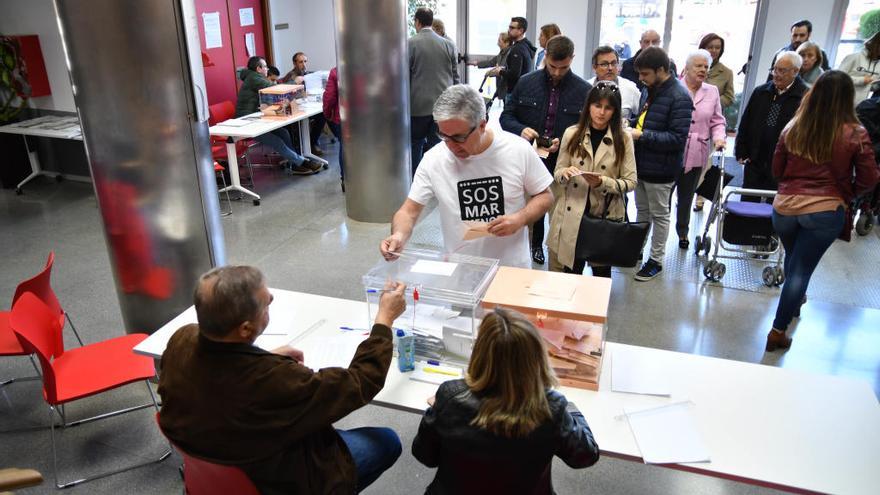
[628,47,694,281]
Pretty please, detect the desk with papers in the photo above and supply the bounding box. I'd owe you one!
[135,288,880,494]
[208,98,327,204]
[0,115,88,193]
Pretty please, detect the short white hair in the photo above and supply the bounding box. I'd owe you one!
[432,84,486,127]
[775,51,803,70]
[685,49,712,68]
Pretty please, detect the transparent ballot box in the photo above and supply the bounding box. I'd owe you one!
[481,267,612,390]
[259,84,302,118]
[362,249,499,365]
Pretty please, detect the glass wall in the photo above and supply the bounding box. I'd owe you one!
[598,0,667,61]
[667,0,758,94]
[466,0,528,99]
[835,0,880,68]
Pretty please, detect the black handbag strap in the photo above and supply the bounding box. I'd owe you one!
[590,179,627,220]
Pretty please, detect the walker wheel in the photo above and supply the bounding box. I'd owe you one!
[856,212,875,236]
[762,266,776,287]
[15,187,23,195]
[774,267,785,286]
[702,236,712,256]
[252,199,261,206]
[55,174,64,182]
[715,262,726,280]
[694,236,703,255]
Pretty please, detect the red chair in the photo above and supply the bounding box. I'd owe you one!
[10,293,170,488]
[156,415,260,495]
[214,162,232,216]
[209,101,256,189]
[1,252,82,389]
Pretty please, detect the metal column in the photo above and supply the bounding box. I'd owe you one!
[53,0,225,334]
[333,0,412,223]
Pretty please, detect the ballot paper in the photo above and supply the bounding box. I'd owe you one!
[411,259,458,276]
[623,401,710,464]
[398,303,460,339]
[611,346,672,396]
[462,221,491,241]
[305,331,369,371]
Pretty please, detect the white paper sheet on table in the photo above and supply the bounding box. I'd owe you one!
[624,402,710,464]
[202,12,222,49]
[304,72,324,94]
[411,259,458,276]
[611,346,672,396]
[304,331,370,371]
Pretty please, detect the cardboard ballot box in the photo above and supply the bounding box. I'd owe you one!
[259,84,303,118]
[481,267,611,390]
[362,249,499,365]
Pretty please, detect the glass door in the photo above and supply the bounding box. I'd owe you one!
[465,0,529,102]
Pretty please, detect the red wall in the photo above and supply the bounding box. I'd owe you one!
[195,0,266,106]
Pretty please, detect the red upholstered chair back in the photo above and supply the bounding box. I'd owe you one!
[10,293,64,402]
[208,101,236,126]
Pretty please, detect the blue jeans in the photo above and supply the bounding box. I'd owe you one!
[255,128,305,166]
[337,427,401,492]
[771,208,844,330]
[328,121,344,179]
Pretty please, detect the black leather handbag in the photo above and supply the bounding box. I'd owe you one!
[574,182,649,267]
[696,164,734,200]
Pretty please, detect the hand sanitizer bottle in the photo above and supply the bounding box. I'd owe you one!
[397,329,415,372]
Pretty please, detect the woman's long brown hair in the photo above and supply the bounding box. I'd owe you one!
[785,70,858,164]
[467,308,557,438]
[566,83,626,168]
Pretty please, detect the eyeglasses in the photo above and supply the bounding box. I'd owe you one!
[594,81,620,92]
[769,67,796,75]
[437,124,477,143]
[596,61,619,69]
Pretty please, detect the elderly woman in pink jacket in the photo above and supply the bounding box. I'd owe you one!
[675,49,727,249]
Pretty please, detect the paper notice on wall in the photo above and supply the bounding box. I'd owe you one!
[202,12,222,49]
[245,32,256,57]
[239,7,255,26]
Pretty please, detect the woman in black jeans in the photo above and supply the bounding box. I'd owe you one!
[767,70,880,352]
[412,308,599,494]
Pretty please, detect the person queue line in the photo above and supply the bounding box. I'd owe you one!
[162,10,880,494]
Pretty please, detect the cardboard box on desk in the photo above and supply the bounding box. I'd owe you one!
[481,267,611,391]
[259,84,303,119]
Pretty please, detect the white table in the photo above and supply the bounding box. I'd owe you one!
[208,100,327,205]
[135,289,880,495]
[0,115,87,193]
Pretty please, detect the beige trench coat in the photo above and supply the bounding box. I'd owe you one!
[547,125,637,270]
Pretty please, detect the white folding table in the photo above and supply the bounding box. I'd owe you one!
[0,115,88,194]
[135,288,880,495]
[208,100,327,205]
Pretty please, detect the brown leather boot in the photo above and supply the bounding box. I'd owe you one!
[765,329,792,352]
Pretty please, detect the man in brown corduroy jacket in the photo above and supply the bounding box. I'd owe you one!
[158,266,406,494]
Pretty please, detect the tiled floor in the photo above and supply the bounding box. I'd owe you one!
[1,134,878,494]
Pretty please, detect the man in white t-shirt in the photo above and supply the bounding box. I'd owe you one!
[380,84,554,267]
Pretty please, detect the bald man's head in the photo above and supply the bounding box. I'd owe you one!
[640,30,662,50]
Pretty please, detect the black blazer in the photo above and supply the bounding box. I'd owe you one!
[500,69,591,170]
[412,379,600,495]
[735,77,808,166]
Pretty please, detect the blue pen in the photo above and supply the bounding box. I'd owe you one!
[427,359,440,366]
[339,326,368,332]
